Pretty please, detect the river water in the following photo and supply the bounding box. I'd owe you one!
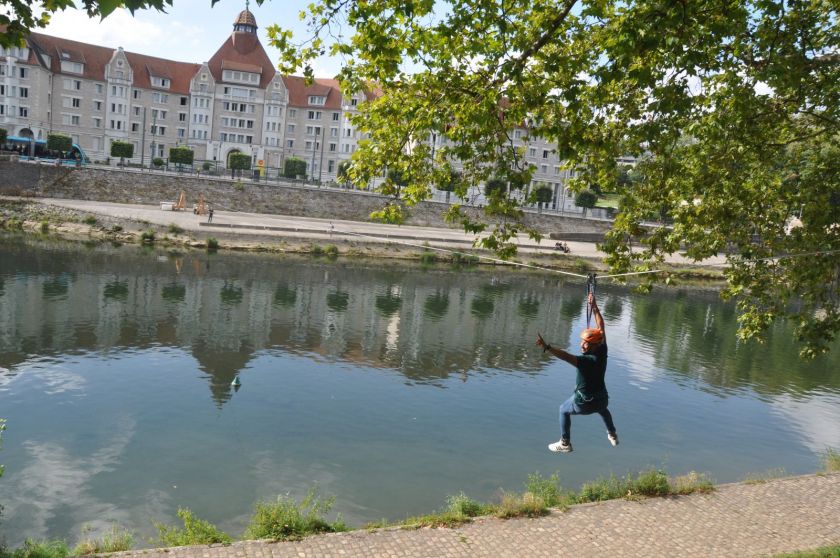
[1,236,838,547]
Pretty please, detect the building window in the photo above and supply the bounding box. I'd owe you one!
[287,139,294,148]
[308,95,326,105]
[328,160,335,173]
[94,117,102,128]
[288,109,296,118]
[332,112,340,121]
[131,123,138,132]
[543,149,549,159]
[18,67,28,78]
[287,123,295,133]
[19,87,28,98]
[94,101,103,111]
[151,76,170,88]
[96,83,104,94]
[180,96,188,106]
[329,143,336,152]
[19,107,28,117]
[307,110,322,120]
[528,147,536,157]
[177,128,185,138]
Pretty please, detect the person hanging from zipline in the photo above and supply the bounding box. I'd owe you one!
[536,276,618,453]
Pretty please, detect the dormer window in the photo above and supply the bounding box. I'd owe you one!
[309,95,327,106]
[222,70,259,84]
[60,60,84,74]
[151,76,170,89]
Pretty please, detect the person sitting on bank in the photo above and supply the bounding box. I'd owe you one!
[536,292,618,453]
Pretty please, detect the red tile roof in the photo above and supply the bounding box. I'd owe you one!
[234,9,257,27]
[27,32,200,93]
[207,31,276,89]
[282,76,343,109]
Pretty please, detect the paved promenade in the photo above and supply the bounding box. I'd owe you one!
[112,474,840,558]
[27,198,728,267]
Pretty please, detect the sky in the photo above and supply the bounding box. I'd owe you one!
[39,0,345,78]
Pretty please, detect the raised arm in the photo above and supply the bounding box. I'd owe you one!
[536,332,578,367]
[589,293,606,342]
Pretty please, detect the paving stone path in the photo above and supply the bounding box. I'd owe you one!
[112,473,839,558]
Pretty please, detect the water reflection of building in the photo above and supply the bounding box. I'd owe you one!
[0,242,580,406]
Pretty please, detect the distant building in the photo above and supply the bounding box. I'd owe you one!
[0,11,625,213]
[0,9,375,182]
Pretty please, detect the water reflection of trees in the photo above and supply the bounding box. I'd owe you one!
[632,291,840,397]
[4,237,837,408]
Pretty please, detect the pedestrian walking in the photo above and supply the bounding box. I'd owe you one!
[208,208,214,223]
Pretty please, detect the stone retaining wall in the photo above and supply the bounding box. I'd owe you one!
[0,160,612,235]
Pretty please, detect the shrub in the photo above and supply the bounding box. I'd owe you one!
[152,157,165,168]
[169,146,194,166]
[446,492,486,519]
[111,225,123,232]
[110,141,134,161]
[167,223,184,235]
[310,244,325,256]
[82,215,98,226]
[525,472,563,508]
[337,160,352,183]
[228,152,251,171]
[233,180,245,191]
[46,133,72,153]
[2,218,24,230]
[140,229,156,243]
[631,469,670,497]
[207,237,219,251]
[73,524,134,555]
[574,189,598,212]
[244,488,346,541]
[155,508,232,546]
[533,184,553,204]
[284,157,307,178]
[0,127,8,144]
[40,220,49,233]
[324,244,339,258]
[577,475,626,502]
[484,178,507,197]
[202,161,212,171]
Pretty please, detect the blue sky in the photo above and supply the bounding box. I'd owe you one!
[41,0,345,77]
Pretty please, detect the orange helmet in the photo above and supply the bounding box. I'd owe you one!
[580,328,604,344]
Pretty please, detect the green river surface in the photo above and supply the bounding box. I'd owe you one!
[0,235,838,547]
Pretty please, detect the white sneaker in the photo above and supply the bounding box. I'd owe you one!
[548,439,573,453]
[608,432,619,447]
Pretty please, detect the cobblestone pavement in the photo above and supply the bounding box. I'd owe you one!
[111,474,839,558]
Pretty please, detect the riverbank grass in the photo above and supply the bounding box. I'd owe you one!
[774,545,840,558]
[822,449,840,472]
[73,524,133,555]
[155,508,233,545]
[243,488,347,541]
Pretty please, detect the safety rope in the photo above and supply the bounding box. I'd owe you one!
[585,273,596,328]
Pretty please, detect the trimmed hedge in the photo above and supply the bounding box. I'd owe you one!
[170,146,194,166]
[284,157,307,178]
[110,141,134,159]
[47,133,72,153]
[229,152,251,171]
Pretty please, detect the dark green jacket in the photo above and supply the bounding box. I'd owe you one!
[574,343,609,405]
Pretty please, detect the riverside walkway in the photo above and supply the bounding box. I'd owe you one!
[113,474,840,558]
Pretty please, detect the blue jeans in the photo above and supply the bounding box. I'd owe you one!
[559,394,616,441]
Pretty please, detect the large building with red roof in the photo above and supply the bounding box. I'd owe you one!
[0,10,376,181]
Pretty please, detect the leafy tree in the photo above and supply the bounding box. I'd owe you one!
[272,0,840,356]
[533,184,553,205]
[484,178,506,198]
[228,152,251,171]
[110,140,133,165]
[0,128,7,145]
[574,189,598,216]
[169,146,194,167]
[284,157,307,178]
[47,133,72,153]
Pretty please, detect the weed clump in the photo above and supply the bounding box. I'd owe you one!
[244,488,346,541]
[82,215,98,226]
[324,244,339,258]
[168,223,184,235]
[73,524,133,555]
[140,229,156,243]
[155,508,232,546]
[207,237,220,252]
[822,448,840,472]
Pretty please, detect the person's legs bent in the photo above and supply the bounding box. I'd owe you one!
[596,404,617,435]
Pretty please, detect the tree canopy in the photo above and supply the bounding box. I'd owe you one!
[272,0,839,356]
